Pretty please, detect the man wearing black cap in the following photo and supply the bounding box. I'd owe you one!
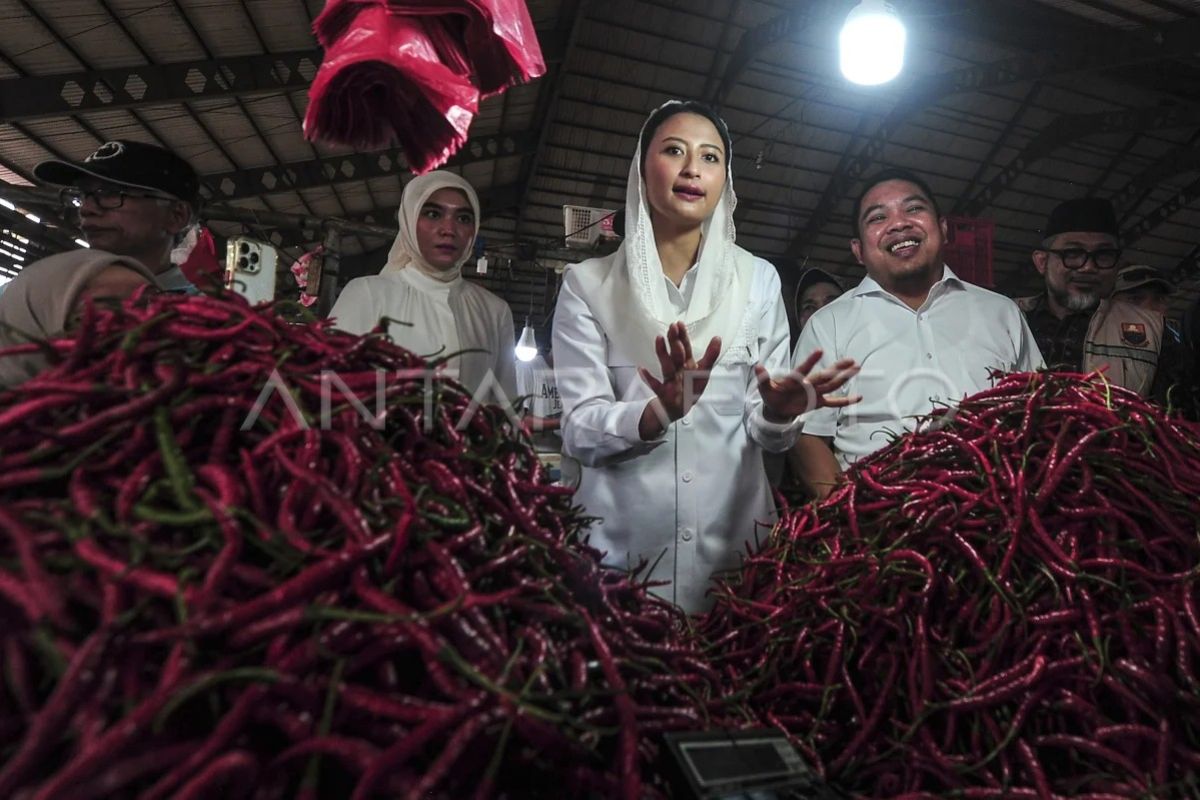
[33,139,201,291]
[1019,198,1173,399]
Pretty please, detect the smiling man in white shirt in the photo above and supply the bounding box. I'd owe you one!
[788,168,1043,498]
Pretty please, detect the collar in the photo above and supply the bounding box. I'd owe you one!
[156,264,195,293]
[851,264,964,298]
[396,263,461,293]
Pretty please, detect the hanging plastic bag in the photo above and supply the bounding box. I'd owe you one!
[315,0,544,94]
[308,0,544,168]
[170,225,222,291]
[291,246,322,307]
[304,6,479,173]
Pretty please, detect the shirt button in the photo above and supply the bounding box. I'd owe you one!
[681,416,691,426]
[681,471,694,483]
[926,353,933,360]
[681,528,694,542]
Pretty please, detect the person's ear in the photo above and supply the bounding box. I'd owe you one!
[1032,249,1049,277]
[163,200,192,237]
[939,217,948,241]
[850,238,864,265]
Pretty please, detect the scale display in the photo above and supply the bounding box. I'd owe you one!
[660,729,843,800]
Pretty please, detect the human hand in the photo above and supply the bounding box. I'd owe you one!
[637,322,721,429]
[753,349,861,421]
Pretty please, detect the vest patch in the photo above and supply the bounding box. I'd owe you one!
[1120,322,1148,346]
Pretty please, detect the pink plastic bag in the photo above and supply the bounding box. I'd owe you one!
[291,246,321,307]
[172,226,222,290]
[304,6,479,173]
[313,0,545,95]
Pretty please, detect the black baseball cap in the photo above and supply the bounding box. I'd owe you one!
[34,140,200,208]
[796,267,844,296]
[1041,197,1119,241]
[1113,264,1172,295]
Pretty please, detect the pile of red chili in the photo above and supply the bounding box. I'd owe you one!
[701,370,1200,798]
[0,290,730,799]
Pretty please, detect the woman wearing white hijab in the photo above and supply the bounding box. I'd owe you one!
[552,101,860,612]
[330,171,517,400]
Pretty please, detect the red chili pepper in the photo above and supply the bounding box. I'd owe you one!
[0,629,112,797]
[187,532,391,638]
[171,750,259,800]
[582,610,641,800]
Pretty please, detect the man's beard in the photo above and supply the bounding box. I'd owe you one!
[1051,283,1100,313]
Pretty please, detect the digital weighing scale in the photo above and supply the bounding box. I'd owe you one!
[659,729,843,800]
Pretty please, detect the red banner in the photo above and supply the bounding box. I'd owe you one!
[944,216,994,288]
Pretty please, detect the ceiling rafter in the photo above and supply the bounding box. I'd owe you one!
[1087,131,1142,195]
[149,0,323,238]
[776,3,1200,258]
[1122,174,1200,247]
[706,2,834,108]
[272,182,524,249]
[513,0,588,239]
[200,130,537,203]
[12,0,185,164]
[1113,128,1200,222]
[0,49,318,122]
[959,103,1200,217]
[951,83,1044,215]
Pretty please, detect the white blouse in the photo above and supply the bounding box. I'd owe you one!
[330,268,516,400]
[553,254,803,613]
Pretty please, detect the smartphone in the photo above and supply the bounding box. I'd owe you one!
[224,237,277,305]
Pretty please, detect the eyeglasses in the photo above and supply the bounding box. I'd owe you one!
[1043,247,1122,270]
[60,187,175,212]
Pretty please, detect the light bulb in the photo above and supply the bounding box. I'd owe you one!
[514,324,538,362]
[839,0,906,86]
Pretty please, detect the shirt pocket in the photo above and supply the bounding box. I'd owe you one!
[705,360,751,416]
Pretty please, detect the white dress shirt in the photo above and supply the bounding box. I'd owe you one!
[795,266,1043,468]
[553,255,803,613]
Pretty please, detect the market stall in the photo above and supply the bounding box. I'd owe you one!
[0,290,1198,798]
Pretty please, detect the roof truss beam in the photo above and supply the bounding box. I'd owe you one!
[0,26,569,123]
[0,50,320,121]
[199,131,538,203]
[269,182,523,248]
[959,103,1200,217]
[773,5,1200,258]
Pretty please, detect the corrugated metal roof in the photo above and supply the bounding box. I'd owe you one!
[0,0,1198,322]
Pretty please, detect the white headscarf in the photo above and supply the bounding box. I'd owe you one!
[380,170,481,282]
[589,101,756,372]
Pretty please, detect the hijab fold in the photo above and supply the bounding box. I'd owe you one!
[380,170,480,282]
[589,101,756,372]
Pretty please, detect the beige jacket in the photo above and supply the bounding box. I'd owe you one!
[1018,295,1163,396]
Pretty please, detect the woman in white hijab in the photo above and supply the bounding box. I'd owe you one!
[330,171,517,400]
[552,100,860,613]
